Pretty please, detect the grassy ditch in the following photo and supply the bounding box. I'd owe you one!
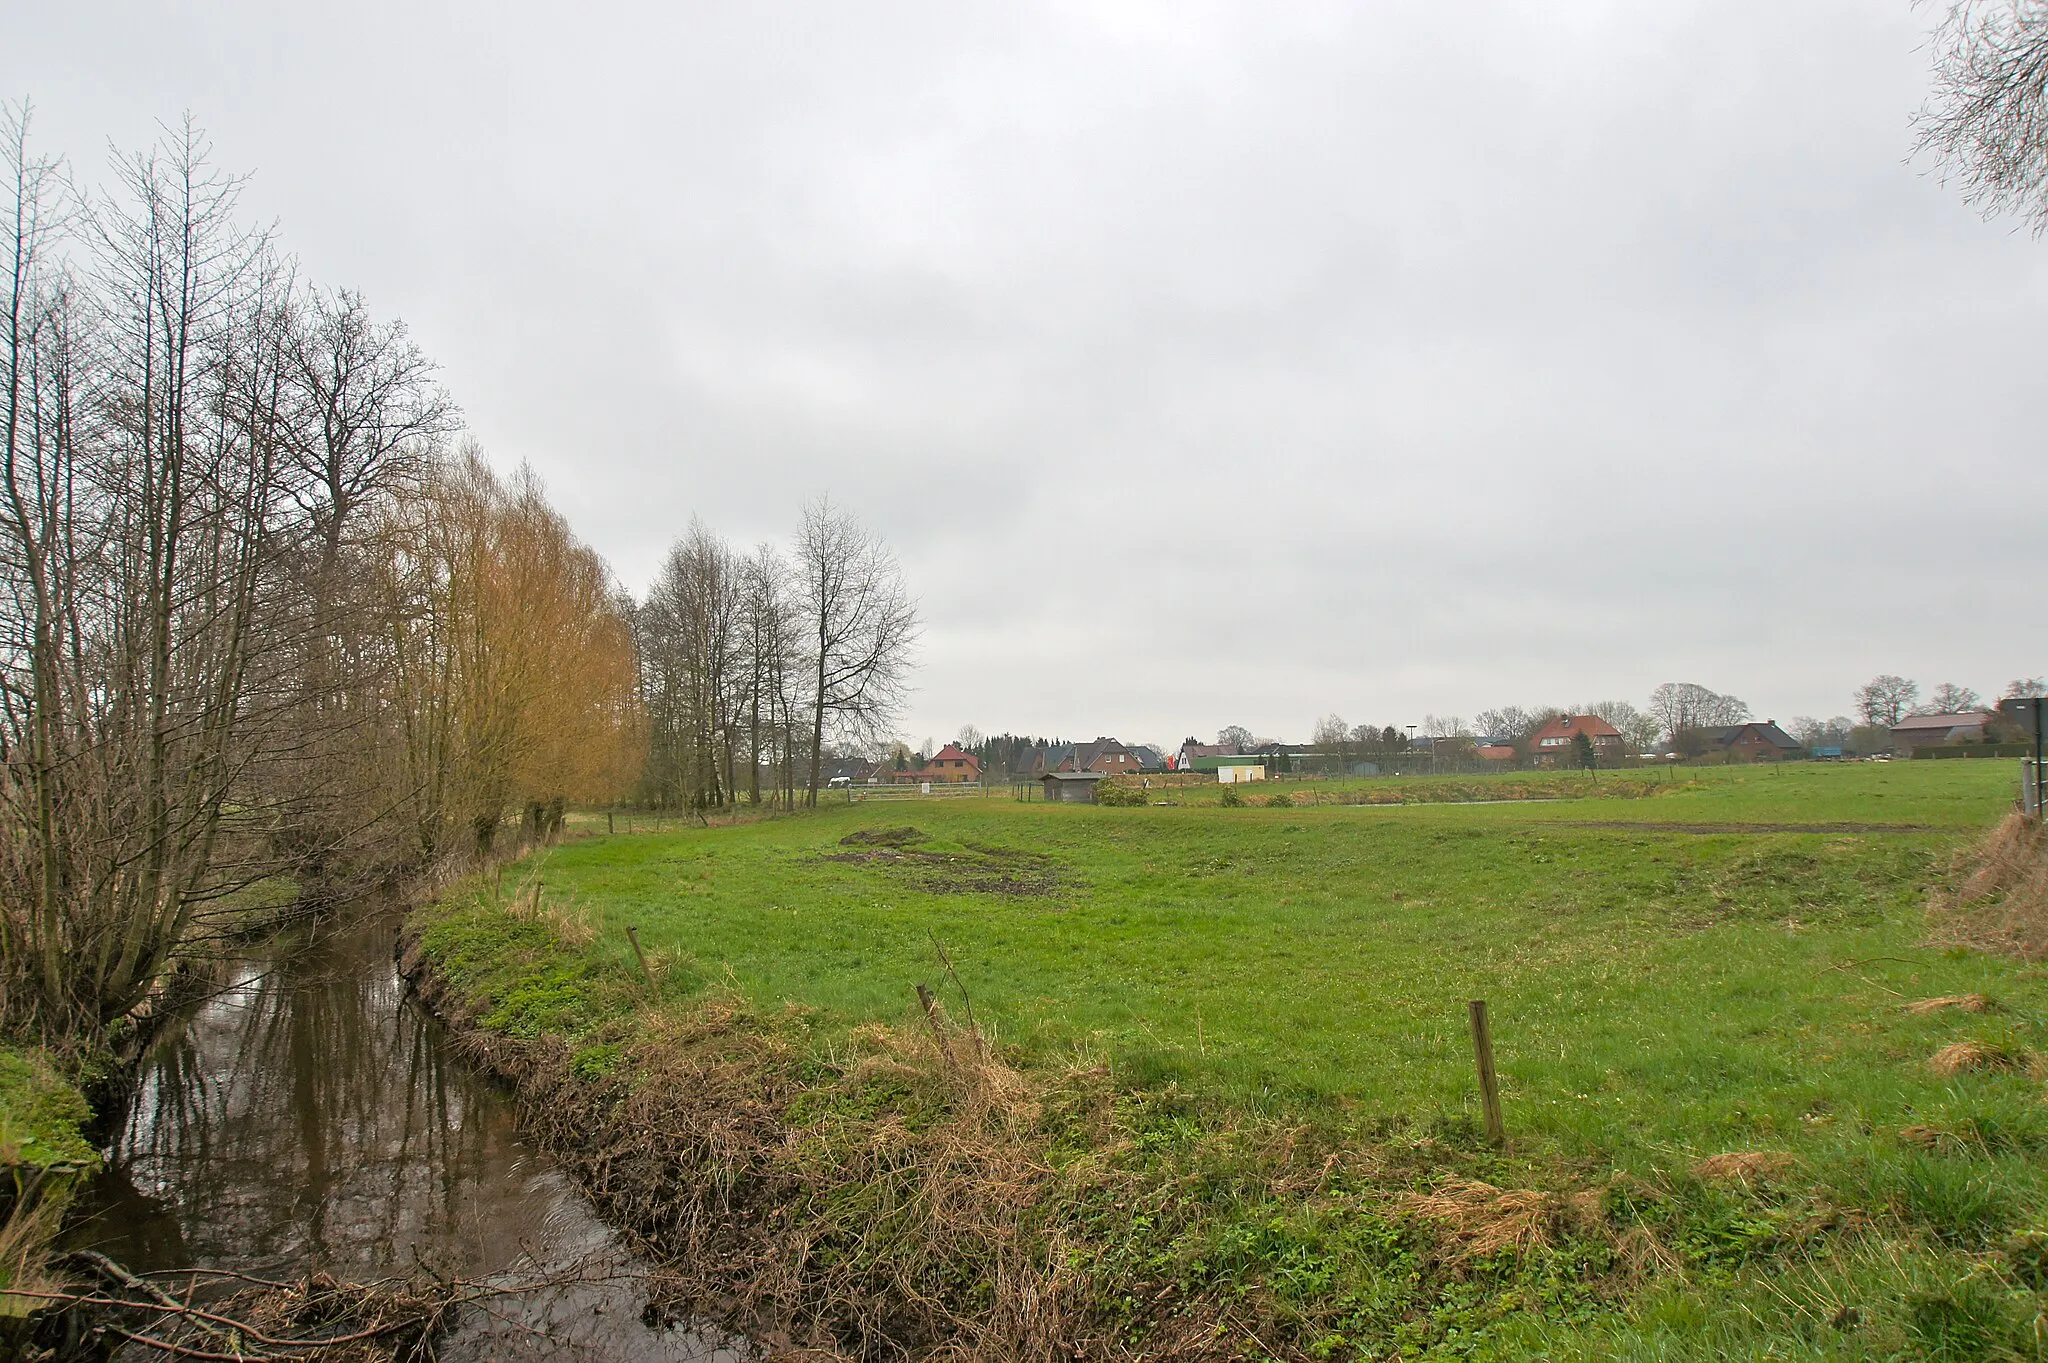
[408,760,2048,1359]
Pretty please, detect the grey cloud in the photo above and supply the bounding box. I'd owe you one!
[9,0,2042,744]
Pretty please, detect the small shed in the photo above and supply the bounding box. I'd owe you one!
[1041,771,1108,803]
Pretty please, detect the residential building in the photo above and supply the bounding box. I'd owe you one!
[1708,721,1802,761]
[1526,714,1624,765]
[923,744,981,783]
[1176,741,1236,771]
[1041,737,1144,775]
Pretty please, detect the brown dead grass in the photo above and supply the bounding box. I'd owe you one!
[0,1194,67,1319]
[407,933,1078,1360]
[1902,993,1995,1015]
[1692,1151,1798,1184]
[402,927,1635,1361]
[1926,1039,2032,1076]
[1933,813,2048,960]
[1401,1178,1600,1260]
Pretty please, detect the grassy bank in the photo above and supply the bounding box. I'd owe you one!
[1,1047,98,1321]
[410,761,2048,1359]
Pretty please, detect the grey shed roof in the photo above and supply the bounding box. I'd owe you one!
[1041,770,1107,782]
[1892,711,1990,731]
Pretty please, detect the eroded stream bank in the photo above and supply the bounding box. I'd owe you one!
[62,906,746,1361]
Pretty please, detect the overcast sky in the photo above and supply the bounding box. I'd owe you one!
[9,1,2044,749]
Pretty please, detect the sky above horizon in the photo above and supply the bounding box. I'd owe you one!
[9,1,2044,751]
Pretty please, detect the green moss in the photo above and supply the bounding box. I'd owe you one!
[0,1047,97,1173]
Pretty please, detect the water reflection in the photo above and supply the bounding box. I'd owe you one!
[68,909,742,1361]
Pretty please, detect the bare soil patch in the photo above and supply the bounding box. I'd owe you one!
[822,837,1064,896]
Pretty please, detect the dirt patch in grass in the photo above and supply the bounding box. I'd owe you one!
[840,826,928,848]
[1933,813,2048,960]
[1562,820,1933,835]
[821,841,1065,896]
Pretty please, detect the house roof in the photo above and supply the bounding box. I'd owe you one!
[929,744,979,765]
[1073,737,1133,769]
[1128,744,1167,770]
[1892,711,1992,732]
[1528,714,1622,742]
[1710,721,1800,750]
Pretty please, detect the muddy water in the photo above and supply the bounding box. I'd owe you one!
[65,908,744,1361]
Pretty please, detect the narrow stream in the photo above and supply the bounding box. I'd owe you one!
[63,907,745,1361]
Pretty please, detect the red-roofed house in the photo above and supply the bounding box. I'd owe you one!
[892,744,982,785]
[1526,714,1623,767]
[924,744,981,783]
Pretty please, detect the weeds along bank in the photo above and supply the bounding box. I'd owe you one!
[406,762,2048,1359]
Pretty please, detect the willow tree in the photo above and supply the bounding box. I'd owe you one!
[378,448,640,856]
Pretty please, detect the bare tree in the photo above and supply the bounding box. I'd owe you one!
[1648,683,1751,743]
[0,115,301,1036]
[739,543,799,807]
[1926,681,1985,713]
[639,521,746,810]
[1855,675,1921,727]
[1216,725,1254,751]
[1916,1,2048,233]
[2005,676,2048,698]
[795,497,918,806]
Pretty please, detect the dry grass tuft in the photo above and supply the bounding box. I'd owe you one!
[1692,1151,1798,1184]
[1616,1225,1681,1283]
[1926,1039,2030,1076]
[1933,813,2048,960]
[0,1195,68,1318]
[1903,993,1995,1015]
[1402,1178,1564,1259]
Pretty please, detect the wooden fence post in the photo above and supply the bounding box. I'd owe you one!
[625,925,656,994]
[1468,999,1505,1145]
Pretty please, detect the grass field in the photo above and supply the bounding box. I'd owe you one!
[415,760,2048,1360]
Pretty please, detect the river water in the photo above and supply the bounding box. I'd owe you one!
[64,907,744,1361]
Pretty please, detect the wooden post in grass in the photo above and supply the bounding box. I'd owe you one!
[915,983,955,1065]
[607,810,615,834]
[625,926,657,994]
[1468,999,1506,1145]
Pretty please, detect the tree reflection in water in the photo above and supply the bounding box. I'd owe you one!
[67,909,742,1361]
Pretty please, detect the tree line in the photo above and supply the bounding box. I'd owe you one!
[0,110,920,1047]
[0,110,654,1043]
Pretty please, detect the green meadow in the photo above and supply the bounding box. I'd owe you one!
[416,760,2048,1359]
